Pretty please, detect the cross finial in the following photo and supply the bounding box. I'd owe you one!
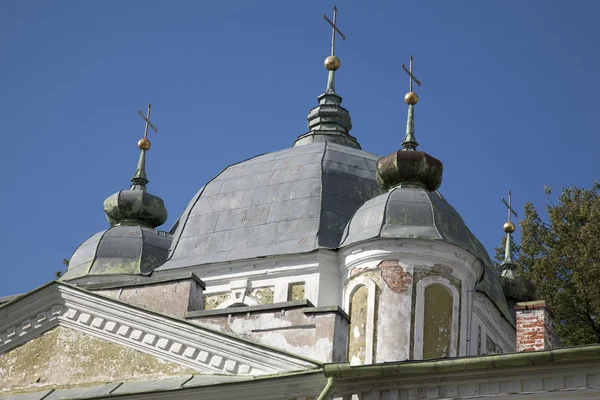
[401,55,422,93]
[323,6,345,57]
[138,104,158,140]
[131,104,159,190]
[502,190,518,223]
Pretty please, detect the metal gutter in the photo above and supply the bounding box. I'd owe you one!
[317,376,337,400]
[322,345,600,379]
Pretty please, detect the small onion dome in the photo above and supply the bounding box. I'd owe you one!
[103,189,167,229]
[500,269,537,306]
[376,150,443,191]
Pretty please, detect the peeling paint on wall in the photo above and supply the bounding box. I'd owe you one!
[203,292,230,310]
[287,282,305,301]
[431,264,453,276]
[486,334,503,354]
[422,284,453,359]
[0,327,195,394]
[378,260,413,295]
[97,281,201,319]
[190,307,347,363]
[249,287,274,305]
[348,286,368,365]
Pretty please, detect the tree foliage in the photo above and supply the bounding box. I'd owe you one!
[496,183,600,345]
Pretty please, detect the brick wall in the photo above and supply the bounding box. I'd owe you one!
[378,260,413,295]
[515,300,553,352]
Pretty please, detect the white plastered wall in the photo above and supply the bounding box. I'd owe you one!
[339,239,491,362]
[471,291,515,354]
[187,251,341,309]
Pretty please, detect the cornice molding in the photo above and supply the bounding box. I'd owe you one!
[0,283,319,376]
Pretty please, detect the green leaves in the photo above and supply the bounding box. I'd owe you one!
[497,184,600,345]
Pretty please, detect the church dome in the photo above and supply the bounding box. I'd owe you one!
[340,186,511,320]
[61,225,172,281]
[157,142,384,271]
[62,107,172,282]
[340,187,488,258]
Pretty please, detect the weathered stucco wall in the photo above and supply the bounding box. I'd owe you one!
[189,308,348,363]
[0,326,195,395]
[344,260,414,364]
[348,286,368,364]
[95,279,203,319]
[341,240,493,362]
[375,260,413,362]
[472,292,515,355]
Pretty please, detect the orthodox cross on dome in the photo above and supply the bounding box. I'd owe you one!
[323,6,345,57]
[131,104,159,190]
[502,190,518,223]
[137,104,158,151]
[400,55,421,151]
[501,190,518,267]
[322,6,346,92]
[401,55,421,93]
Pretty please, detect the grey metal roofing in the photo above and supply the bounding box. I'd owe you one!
[158,142,384,270]
[0,294,21,306]
[0,375,254,400]
[61,225,172,281]
[339,187,512,322]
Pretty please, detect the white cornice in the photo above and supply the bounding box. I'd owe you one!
[339,239,481,283]
[0,283,319,376]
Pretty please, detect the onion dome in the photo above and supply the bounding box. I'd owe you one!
[61,105,171,282]
[103,149,167,229]
[376,56,443,191]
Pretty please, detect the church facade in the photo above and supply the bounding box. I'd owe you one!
[2,9,600,400]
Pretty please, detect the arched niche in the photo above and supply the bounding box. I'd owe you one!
[413,276,460,359]
[345,275,378,364]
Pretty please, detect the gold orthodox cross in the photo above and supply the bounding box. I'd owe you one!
[401,55,422,92]
[502,190,518,222]
[323,6,345,56]
[138,104,158,139]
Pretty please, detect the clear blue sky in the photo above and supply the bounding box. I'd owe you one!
[1,1,599,297]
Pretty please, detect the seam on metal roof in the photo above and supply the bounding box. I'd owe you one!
[167,184,212,261]
[427,191,444,240]
[86,228,110,277]
[316,142,329,247]
[379,191,392,238]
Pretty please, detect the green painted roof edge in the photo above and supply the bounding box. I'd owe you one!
[323,344,600,379]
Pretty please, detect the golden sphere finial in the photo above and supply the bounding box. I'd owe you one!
[138,138,151,151]
[324,55,341,71]
[504,221,516,233]
[404,92,419,105]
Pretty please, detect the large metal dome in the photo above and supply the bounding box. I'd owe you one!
[157,142,384,271]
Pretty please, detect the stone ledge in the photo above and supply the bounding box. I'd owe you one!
[302,306,350,322]
[73,272,206,291]
[185,300,314,318]
[514,300,551,313]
